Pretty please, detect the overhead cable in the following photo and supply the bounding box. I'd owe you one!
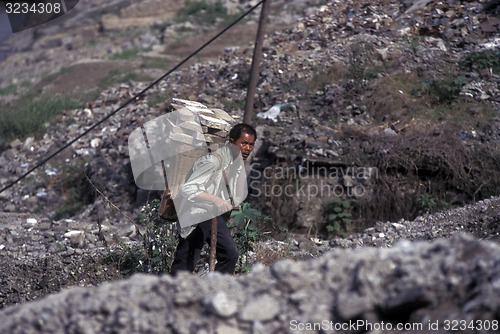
[0,1,265,195]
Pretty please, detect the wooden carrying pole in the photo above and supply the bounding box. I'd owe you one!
[244,0,271,125]
[209,217,218,272]
[209,170,235,272]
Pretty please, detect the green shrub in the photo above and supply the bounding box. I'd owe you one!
[230,202,270,273]
[102,199,178,276]
[414,75,468,105]
[416,193,437,214]
[137,199,178,274]
[223,99,245,112]
[460,49,500,74]
[324,197,353,238]
[102,243,148,277]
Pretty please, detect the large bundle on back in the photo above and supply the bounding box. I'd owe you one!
[128,98,237,221]
[164,98,237,196]
[168,98,236,146]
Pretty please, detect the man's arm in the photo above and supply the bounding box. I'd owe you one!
[193,192,233,212]
[181,154,233,213]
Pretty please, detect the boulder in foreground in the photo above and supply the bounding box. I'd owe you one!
[0,234,499,333]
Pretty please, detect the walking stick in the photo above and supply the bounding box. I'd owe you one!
[209,217,218,272]
[209,156,235,272]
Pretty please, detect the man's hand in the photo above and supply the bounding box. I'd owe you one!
[194,192,237,214]
[214,198,233,213]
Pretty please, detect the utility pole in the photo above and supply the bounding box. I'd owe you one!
[243,0,271,125]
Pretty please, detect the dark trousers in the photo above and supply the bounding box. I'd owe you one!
[170,215,239,275]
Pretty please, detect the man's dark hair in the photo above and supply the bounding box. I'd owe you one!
[229,123,257,141]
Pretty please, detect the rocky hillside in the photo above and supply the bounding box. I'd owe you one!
[0,0,313,97]
[0,0,325,218]
[0,0,498,235]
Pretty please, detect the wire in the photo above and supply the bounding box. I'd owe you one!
[0,1,265,195]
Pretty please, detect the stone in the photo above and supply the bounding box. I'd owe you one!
[63,230,85,248]
[239,295,280,321]
[3,204,16,212]
[383,127,397,136]
[206,292,238,318]
[216,324,243,334]
[9,139,22,149]
[392,223,405,230]
[90,138,102,148]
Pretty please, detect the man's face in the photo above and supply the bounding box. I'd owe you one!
[230,132,256,160]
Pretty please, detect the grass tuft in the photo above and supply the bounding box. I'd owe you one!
[0,94,83,144]
[177,0,243,26]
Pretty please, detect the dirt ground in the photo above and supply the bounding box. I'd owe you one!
[0,212,128,309]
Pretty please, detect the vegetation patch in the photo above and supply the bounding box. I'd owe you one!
[365,73,415,122]
[135,199,178,274]
[0,94,83,145]
[177,0,243,26]
[341,126,500,229]
[51,159,96,220]
[146,90,170,108]
[367,70,494,127]
[460,49,500,74]
[109,48,143,60]
[222,99,245,112]
[230,202,270,273]
[417,74,469,105]
[0,84,18,96]
[109,46,155,61]
[324,197,353,238]
[141,56,171,70]
[97,69,149,90]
